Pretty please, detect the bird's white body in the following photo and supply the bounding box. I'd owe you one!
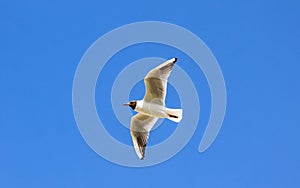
[135,100,168,118]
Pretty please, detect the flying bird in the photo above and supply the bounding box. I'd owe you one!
[123,58,183,160]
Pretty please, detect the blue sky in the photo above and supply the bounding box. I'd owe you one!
[1,0,300,187]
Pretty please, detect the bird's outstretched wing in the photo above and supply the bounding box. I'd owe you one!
[130,113,158,160]
[143,58,177,106]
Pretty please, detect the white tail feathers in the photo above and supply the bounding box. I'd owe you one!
[166,108,183,123]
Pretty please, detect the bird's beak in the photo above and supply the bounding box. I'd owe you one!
[123,103,130,106]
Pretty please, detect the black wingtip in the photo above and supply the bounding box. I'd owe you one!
[173,57,178,63]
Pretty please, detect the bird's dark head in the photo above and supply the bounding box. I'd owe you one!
[123,100,137,110]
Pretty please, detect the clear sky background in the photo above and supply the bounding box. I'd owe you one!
[1,0,300,187]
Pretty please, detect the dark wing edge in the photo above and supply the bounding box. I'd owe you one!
[130,130,148,160]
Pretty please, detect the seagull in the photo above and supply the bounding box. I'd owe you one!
[123,57,183,160]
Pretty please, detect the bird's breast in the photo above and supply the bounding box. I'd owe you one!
[136,102,167,118]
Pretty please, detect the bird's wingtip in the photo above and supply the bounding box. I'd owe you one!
[173,57,178,63]
[137,151,145,160]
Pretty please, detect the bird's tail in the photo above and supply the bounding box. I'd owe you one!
[165,108,183,123]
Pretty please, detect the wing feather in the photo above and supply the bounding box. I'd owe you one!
[143,58,177,105]
[130,113,158,160]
